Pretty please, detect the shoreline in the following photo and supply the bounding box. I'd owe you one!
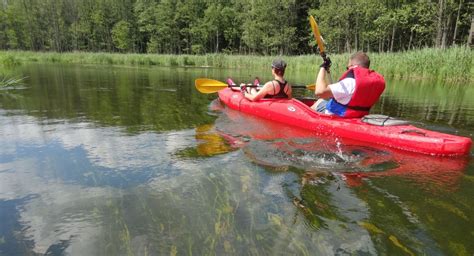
[1,47,472,84]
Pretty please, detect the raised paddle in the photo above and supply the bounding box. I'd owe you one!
[310,15,325,56]
[195,78,315,94]
[309,15,329,63]
[310,15,333,82]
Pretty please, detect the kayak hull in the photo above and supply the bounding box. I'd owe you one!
[217,88,472,156]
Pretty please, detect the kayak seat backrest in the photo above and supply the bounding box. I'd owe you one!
[361,114,410,126]
[296,98,316,107]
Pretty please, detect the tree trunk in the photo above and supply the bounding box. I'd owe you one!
[436,0,445,47]
[355,33,358,52]
[408,30,413,50]
[345,20,351,52]
[390,25,396,52]
[469,16,474,45]
[216,30,219,53]
[441,14,451,49]
[188,34,191,54]
[452,0,463,45]
[51,5,62,52]
[345,37,351,52]
[355,18,358,51]
[21,0,34,50]
[400,35,404,51]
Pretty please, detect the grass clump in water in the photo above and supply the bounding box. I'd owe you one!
[0,75,26,87]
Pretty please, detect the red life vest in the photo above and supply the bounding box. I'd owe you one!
[327,67,385,118]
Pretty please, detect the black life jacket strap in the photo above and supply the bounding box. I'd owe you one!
[273,79,287,93]
[332,98,371,111]
[265,80,288,99]
[274,79,287,87]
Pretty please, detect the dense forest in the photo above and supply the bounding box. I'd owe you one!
[0,0,472,55]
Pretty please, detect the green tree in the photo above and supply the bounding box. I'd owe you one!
[311,0,352,53]
[112,20,133,52]
[242,0,297,55]
[0,9,6,49]
[3,1,31,50]
[0,0,472,53]
[174,0,206,54]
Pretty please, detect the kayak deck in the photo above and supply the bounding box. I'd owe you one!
[217,88,472,156]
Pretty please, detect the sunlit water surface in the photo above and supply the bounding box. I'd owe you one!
[0,63,473,255]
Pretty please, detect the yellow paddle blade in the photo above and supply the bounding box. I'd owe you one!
[309,15,325,54]
[195,78,229,94]
[306,84,315,90]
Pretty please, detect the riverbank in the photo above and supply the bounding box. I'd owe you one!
[1,47,472,83]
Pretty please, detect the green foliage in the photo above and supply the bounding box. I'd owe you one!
[1,54,20,68]
[1,0,470,54]
[112,20,133,52]
[241,0,299,55]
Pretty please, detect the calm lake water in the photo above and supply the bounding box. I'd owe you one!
[0,63,473,255]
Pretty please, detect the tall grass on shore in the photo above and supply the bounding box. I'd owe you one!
[0,47,472,83]
[372,47,473,83]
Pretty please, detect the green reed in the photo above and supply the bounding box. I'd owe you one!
[0,75,26,87]
[0,47,472,83]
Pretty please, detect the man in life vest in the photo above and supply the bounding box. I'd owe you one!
[238,59,292,101]
[311,52,385,118]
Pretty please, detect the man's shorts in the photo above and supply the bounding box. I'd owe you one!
[315,99,328,113]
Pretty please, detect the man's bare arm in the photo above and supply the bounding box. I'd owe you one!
[314,68,333,99]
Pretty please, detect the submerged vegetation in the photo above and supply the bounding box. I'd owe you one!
[0,75,26,88]
[0,47,472,83]
[0,50,473,255]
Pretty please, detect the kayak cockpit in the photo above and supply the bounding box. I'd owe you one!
[295,97,317,107]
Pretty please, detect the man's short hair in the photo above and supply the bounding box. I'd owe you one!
[350,52,370,68]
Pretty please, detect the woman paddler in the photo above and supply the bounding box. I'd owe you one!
[229,59,292,101]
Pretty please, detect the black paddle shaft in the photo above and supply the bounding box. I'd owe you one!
[229,83,308,89]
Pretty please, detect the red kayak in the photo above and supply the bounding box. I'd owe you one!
[217,88,472,156]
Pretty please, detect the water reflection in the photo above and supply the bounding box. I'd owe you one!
[373,79,474,134]
[0,64,216,132]
[210,105,472,254]
[0,63,473,255]
[0,111,388,255]
[174,124,236,158]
